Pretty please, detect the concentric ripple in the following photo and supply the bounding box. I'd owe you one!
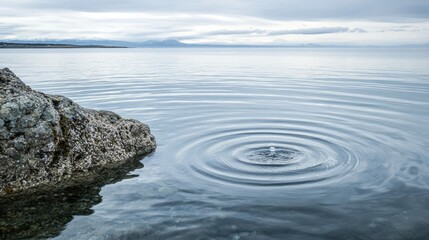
[169,120,363,188]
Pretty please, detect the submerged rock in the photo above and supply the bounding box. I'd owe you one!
[0,160,144,239]
[0,68,156,196]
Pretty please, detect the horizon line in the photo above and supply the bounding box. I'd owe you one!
[1,40,429,48]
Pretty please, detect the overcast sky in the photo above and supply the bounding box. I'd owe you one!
[1,0,429,45]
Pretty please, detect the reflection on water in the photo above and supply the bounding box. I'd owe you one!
[0,48,428,239]
[0,160,144,239]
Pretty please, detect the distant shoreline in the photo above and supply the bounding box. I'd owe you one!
[0,42,127,49]
[1,41,429,49]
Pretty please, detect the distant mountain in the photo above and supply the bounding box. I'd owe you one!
[139,39,186,47]
[0,39,187,48]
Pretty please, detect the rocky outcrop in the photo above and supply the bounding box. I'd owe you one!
[0,68,156,196]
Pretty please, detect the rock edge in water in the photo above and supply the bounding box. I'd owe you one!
[0,68,156,196]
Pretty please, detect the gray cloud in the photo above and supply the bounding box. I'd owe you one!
[268,27,350,35]
[0,23,24,37]
[3,0,429,21]
[204,29,266,36]
[0,1,428,45]
[0,23,22,30]
[200,27,364,37]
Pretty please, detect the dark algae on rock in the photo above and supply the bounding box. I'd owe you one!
[0,68,156,196]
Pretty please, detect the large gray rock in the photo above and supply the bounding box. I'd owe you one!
[0,68,156,196]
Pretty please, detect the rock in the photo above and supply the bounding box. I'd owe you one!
[0,68,156,196]
[0,160,144,239]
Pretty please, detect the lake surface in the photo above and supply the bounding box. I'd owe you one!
[1,48,429,239]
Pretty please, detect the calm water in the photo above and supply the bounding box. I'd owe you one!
[1,48,429,239]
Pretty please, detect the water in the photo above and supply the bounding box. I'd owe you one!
[1,48,429,239]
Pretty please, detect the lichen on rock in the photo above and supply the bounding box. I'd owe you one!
[0,68,156,196]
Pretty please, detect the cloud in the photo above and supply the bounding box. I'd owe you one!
[2,0,429,21]
[268,27,350,35]
[204,29,266,36]
[0,1,428,45]
[200,27,363,37]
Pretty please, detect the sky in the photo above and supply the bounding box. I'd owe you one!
[1,0,429,46]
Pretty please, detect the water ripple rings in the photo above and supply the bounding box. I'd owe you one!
[172,124,361,188]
